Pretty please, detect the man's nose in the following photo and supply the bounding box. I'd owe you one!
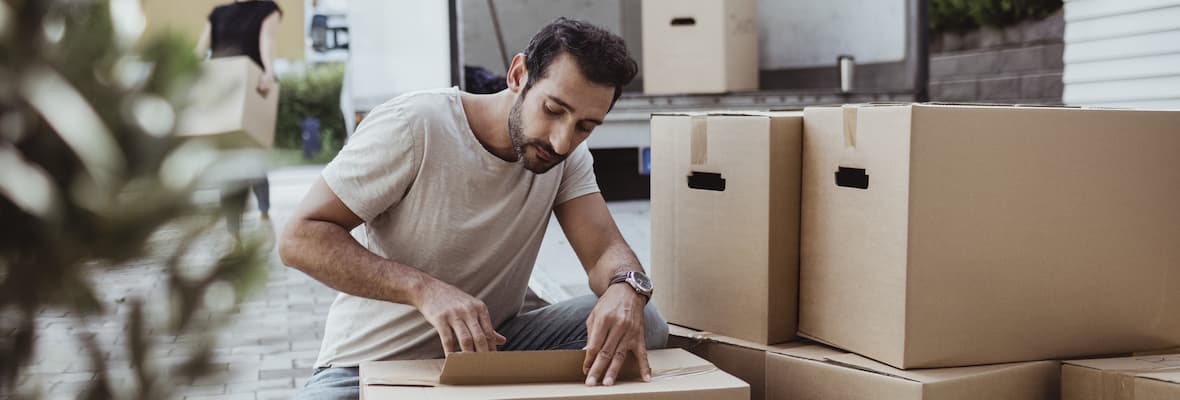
[550,126,573,156]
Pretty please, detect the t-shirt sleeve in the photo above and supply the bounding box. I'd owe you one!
[321,102,421,222]
[555,143,600,206]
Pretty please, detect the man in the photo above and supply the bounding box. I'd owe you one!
[280,18,667,399]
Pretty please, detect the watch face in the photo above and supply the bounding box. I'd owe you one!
[630,272,654,292]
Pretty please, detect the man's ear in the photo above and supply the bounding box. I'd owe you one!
[507,53,528,93]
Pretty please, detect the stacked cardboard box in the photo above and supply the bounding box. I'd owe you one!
[641,0,759,95]
[650,111,802,346]
[670,325,1062,400]
[1061,353,1180,400]
[799,104,1180,368]
[652,103,1180,399]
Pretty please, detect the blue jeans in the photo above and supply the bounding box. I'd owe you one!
[293,294,668,400]
[221,177,270,236]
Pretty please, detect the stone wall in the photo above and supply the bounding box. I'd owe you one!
[928,10,1065,104]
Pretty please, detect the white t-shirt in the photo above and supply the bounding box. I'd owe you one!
[314,87,599,367]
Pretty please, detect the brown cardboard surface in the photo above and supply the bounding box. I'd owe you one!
[1062,354,1180,400]
[799,104,912,365]
[360,348,750,400]
[765,344,1059,400]
[441,350,639,385]
[651,112,801,345]
[766,351,922,400]
[800,103,1180,369]
[1136,348,1180,357]
[177,56,278,148]
[668,324,811,400]
[1061,365,1103,400]
[641,0,758,94]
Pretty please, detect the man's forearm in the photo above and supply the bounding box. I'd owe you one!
[279,219,433,306]
[587,240,645,296]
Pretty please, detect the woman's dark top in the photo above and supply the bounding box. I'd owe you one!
[208,1,282,70]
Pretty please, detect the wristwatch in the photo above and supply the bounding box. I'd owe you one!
[608,271,654,302]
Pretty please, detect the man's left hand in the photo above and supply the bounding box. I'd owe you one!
[582,283,650,386]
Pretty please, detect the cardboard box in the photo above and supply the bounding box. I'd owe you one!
[799,104,1180,369]
[1062,354,1180,400]
[641,0,758,94]
[359,348,750,400]
[177,56,278,148]
[669,324,813,400]
[766,344,1061,400]
[650,111,802,345]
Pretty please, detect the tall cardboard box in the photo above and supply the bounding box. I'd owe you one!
[765,344,1061,400]
[641,0,758,94]
[1062,354,1180,400]
[177,56,279,148]
[651,111,802,345]
[800,104,1180,369]
[358,349,750,400]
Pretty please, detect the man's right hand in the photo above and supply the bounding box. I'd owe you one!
[414,279,507,355]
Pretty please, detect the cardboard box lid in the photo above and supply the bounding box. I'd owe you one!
[361,349,749,400]
[1064,354,1180,385]
[769,344,1054,384]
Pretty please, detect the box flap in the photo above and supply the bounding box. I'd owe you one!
[770,344,1054,385]
[1063,354,1180,373]
[363,350,642,387]
[669,323,808,353]
[1139,370,1180,385]
[440,350,640,385]
[361,359,444,387]
[768,344,849,362]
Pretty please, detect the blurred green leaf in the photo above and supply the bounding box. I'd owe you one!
[0,0,270,398]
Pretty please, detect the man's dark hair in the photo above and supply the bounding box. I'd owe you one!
[521,17,638,106]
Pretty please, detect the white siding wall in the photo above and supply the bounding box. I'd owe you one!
[1063,0,1180,108]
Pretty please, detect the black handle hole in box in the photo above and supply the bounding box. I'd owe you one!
[687,171,725,191]
[835,167,869,189]
[670,17,696,26]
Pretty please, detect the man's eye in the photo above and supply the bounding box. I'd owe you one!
[544,104,560,115]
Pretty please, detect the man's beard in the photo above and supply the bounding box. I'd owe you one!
[508,94,565,174]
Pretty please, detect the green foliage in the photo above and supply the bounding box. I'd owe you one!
[275,63,345,159]
[930,0,1063,33]
[0,0,268,398]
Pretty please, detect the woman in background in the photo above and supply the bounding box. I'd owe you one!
[195,0,281,240]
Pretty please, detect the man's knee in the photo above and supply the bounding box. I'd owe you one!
[294,367,360,400]
[643,303,668,349]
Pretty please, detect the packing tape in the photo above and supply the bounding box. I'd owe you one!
[651,365,719,381]
[842,105,858,149]
[690,115,708,165]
